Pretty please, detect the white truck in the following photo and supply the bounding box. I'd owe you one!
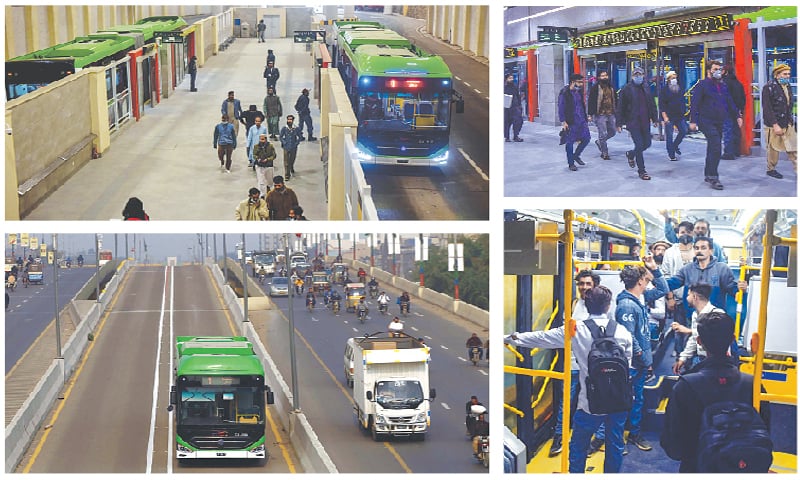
[352,334,435,441]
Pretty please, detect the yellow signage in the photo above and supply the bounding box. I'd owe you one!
[8,234,17,245]
[20,233,29,247]
[30,237,39,250]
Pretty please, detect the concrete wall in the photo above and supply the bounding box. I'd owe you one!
[427,5,489,59]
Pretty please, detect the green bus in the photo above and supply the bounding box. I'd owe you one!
[332,20,463,166]
[169,336,274,462]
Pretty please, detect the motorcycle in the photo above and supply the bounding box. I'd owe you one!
[332,299,341,314]
[357,307,368,324]
[306,298,315,312]
[469,346,481,366]
[476,435,489,468]
[378,302,388,315]
[369,285,378,299]
[400,300,409,317]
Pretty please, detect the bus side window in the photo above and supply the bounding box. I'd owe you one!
[403,102,415,122]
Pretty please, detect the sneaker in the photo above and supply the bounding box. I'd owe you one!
[505,137,511,142]
[721,153,736,160]
[513,137,524,142]
[587,437,604,456]
[628,433,653,451]
[675,147,682,156]
[669,156,677,161]
[308,136,318,141]
[549,435,563,457]
[601,153,610,160]
[709,179,724,190]
[568,164,578,171]
[574,156,585,166]
[767,170,784,179]
[224,169,231,174]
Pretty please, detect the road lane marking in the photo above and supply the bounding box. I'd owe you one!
[410,326,418,332]
[478,369,488,376]
[454,76,461,81]
[206,266,296,472]
[167,265,175,474]
[463,81,471,87]
[474,88,481,94]
[458,147,489,182]
[384,442,413,473]
[414,312,424,317]
[146,266,169,474]
[441,345,449,350]
[441,403,451,410]
[22,268,132,473]
[457,356,467,362]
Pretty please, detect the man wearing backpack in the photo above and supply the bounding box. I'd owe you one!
[505,286,633,473]
[661,310,772,472]
[615,256,669,452]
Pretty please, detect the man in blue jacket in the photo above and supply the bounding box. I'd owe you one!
[615,254,668,451]
[689,60,742,190]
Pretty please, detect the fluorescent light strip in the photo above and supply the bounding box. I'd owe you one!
[507,7,574,25]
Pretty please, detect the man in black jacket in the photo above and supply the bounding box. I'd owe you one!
[660,310,770,472]
[762,63,796,179]
[659,71,687,161]
[616,67,659,180]
[504,74,524,142]
[722,66,746,159]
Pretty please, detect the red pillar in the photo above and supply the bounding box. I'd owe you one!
[527,49,538,122]
[734,18,754,155]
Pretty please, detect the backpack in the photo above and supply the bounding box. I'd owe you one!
[682,373,773,473]
[584,318,632,414]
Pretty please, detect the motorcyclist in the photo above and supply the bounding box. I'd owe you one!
[471,413,489,459]
[357,267,367,283]
[305,291,316,308]
[294,276,304,295]
[377,291,391,314]
[399,291,411,313]
[388,316,404,336]
[77,254,84,267]
[356,298,368,320]
[330,290,342,311]
[466,333,484,361]
[466,396,484,436]
[256,266,267,283]
[323,288,332,306]
[66,256,72,268]
[368,277,379,295]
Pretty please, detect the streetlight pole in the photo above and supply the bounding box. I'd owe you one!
[52,234,62,359]
[284,234,300,411]
[95,234,100,302]
[222,234,228,285]
[337,234,342,261]
[392,234,397,275]
[241,234,249,323]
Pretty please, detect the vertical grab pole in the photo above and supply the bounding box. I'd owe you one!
[752,210,776,412]
[561,209,575,474]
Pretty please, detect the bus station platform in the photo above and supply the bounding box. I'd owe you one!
[23,36,328,221]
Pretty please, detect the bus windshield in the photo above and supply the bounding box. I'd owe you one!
[375,380,424,409]
[357,90,451,132]
[179,386,264,425]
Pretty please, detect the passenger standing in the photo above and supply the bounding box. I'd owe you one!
[252,133,277,195]
[504,74,524,142]
[263,86,283,141]
[558,73,591,171]
[213,114,237,173]
[721,66,746,159]
[295,88,317,141]
[241,104,265,137]
[221,91,243,138]
[188,56,197,92]
[266,176,298,220]
[616,67,659,181]
[689,60,742,190]
[659,71,688,161]
[671,283,724,373]
[235,187,269,221]
[257,19,266,43]
[263,60,280,92]
[279,115,302,180]
[587,70,616,160]
[246,116,268,167]
[762,63,797,179]
[267,49,276,65]
[615,256,669,452]
[505,286,633,473]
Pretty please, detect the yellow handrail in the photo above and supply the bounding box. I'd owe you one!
[751,210,776,413]
[560,209,575,474]
[531,353,561,410]
[504,403,525,417]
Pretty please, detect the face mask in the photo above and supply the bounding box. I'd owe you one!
[633,75,644,85]
[679,234,693,245]
[778,77,791,85]
[712,70,723,80]
[653,254,664,263]
[669,79,678,86]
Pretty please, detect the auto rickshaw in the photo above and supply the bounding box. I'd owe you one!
[345,283,366,312]
[311,271,331,293]
[332,263,348,284]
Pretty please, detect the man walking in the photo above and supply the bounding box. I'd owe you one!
[616,67,659,181]
[241,104,265,137]
[257,19,266,43]
[295,88,317,141]
[279,115,302,180]
[587,70,616,160]
[188,56,197,92]
[263,60,280,92]
[504,74,524,142]
[252,133,277,195]
[263,86,283,140]
[721,65,746,159]
[558,73,591,171]
[762,63,797,179]
[659,71,688,161]
[235,187,269,221]
[689,60,742,190]
[212,114,237,173]
[266,175,299,220]
[221,91,243,137]
[246,116,268,167]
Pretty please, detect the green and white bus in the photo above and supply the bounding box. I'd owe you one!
[169,336,274,462]
[331,21,463,166]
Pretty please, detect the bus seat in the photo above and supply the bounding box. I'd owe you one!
[418,102,433,115]
[403,102,415,122]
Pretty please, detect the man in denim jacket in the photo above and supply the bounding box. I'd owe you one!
[615,254,668,452]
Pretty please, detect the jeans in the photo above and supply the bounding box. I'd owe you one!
[699,121,723,178]
[665,119,687,158]
[627,367,647,436]
[569,409,627,473]
[299,113,313,138]
[190,72,197,90]
[595,114,616,155]
[554,371,580,436]
[283,148,297,177]
[628,126,652,174]
[566,138,590,166]
[504,108,523,139]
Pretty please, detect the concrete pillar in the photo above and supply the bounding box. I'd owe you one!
[328,113,346,221]
[47,6,57,46]
[87,68,111,153]
[83,6,91,35]
[321,68,330,135]
[476,6,488,59]
[66,6,77,41]
[23,6,35,52]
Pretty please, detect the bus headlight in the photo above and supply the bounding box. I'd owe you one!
[250,444,265,455]
[177,444,193,454]
[356,149,373,161]
[431,151,449,165]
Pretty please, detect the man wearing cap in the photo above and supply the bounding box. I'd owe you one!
[616,67,659,181]
[689,60,742,190]
[558,73,591,171]
[252,133,277,196]
[762,63,797,179]
[659,71,688,162]
[266,175,299,220]
[588,70,616,160]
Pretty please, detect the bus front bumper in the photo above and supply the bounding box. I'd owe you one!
[176,443,266,459]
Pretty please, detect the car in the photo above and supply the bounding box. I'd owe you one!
[268,276,289,297]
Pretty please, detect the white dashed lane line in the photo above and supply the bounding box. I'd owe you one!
[459,148,489,182]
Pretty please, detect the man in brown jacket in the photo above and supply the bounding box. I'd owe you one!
[266,175,298,220]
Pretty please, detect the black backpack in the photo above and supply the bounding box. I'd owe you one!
[584,318,632,414]
[683,373,773,472]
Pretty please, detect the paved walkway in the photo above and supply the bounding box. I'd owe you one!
[25,36,327,220]
[504,119,797,197]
